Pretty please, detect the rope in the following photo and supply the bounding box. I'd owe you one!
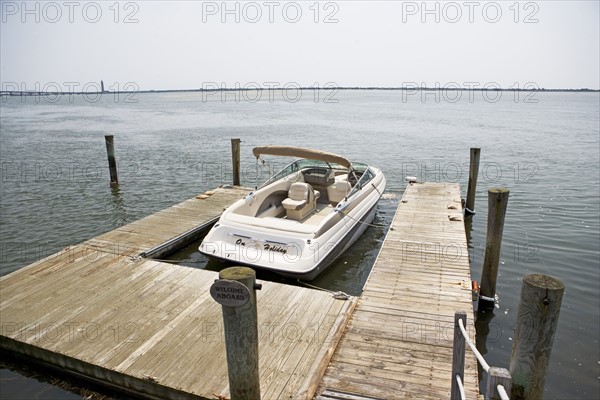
[151,258,185,264]
[497,385,510,400]
[129,255,193,264]
[455,314,511,399]
[370,182,382,197]
[458,318,491,373]
[456,374,466,400]
[479,293,497,303]
[297,279,350,300]
[478,291,500,309]
[464,207,475,215]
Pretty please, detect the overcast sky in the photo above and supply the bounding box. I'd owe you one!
[1,1,599,91]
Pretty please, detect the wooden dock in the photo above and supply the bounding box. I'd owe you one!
[316,182,479,399]
[1,182,479,399]
[0,186,356,399]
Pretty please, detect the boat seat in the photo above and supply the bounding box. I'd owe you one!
[327,180,352,205]
[282,182,320,221]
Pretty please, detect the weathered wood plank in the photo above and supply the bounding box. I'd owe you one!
[0,186,352,400]
[317,183,479,399]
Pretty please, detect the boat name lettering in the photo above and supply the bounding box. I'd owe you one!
[264,243,287,255]
[235,238,288,254]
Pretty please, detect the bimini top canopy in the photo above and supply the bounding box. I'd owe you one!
[252,146,352,169]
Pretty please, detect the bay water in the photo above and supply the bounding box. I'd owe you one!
[0,89,598,399]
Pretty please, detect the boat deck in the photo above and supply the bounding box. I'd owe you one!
[300,203,334,225]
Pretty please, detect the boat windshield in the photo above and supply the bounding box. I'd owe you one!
[260,159,348,188]
[347,165,377,198]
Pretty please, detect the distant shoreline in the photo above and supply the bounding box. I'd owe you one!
[1,87,598,96]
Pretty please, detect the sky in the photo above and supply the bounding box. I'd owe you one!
[1,0,599,91]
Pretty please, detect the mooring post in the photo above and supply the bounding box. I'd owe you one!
[478,188,509,310]
[104,135,119,186]
[210,267,261,399]
[450,311,467,400]
[509,274,564,400]
[485,367,512,400]
[231,138,241,186]
[465,147,480,216]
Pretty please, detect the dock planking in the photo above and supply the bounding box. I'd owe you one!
[1,182,480,399]
[0,185,355,399]
[316,182,479,400]
[0,249,355,399]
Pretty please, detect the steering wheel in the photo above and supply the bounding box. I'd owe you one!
[348,171,363,186]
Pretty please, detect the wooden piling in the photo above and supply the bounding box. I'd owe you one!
[509,274,564,400]
[478,188,509,310]
[231,138,241,186]
[451,311,467,400]
[465,147,480,215]
[104,135,118,186]
[215,267,261,399]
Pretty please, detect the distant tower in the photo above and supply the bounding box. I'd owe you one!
[101,80,105,92]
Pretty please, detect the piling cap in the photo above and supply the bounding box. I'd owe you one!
[219,266,256,280]
[524,274,564,290]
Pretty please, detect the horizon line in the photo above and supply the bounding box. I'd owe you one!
[1,86,599,95]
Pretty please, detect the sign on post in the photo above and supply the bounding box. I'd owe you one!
[210,279,251,307]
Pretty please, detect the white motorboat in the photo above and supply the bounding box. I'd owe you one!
[199,146,386,280]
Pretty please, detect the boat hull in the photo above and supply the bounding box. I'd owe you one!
[201,200,379,280]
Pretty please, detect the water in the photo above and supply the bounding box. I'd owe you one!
[0,90,598,399]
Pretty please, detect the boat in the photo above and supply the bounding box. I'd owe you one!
[198,146,386,280]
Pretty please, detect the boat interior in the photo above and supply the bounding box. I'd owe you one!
[225,161,373,229]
